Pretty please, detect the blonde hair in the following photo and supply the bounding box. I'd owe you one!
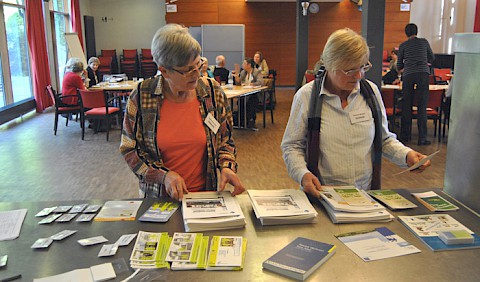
[321,28,369,71]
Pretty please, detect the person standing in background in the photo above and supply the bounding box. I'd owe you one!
[253,51,269,77]
[397,23,435,145]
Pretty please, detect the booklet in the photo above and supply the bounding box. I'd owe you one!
[320,186,385,213]
[138,201,179,222]
[94,200,143,221]
[165,233,203,263]
[248,189,317,217]
[411,191,459,212]
[182,192,242,219]
[206,236,246,270]
[171,236,210,270]
[129,231,170,269]
[367,190,417,210]
[335,227,421,262]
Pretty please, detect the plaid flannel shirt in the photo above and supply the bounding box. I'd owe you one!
[120,75,237,197]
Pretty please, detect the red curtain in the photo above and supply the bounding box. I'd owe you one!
[474,0,480,32]
[25,0,52,112]
[70,0,84,50]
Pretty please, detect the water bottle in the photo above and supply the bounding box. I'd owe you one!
[228,72,233,86]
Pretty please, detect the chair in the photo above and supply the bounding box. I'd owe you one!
[412,89,444,138]
[139,48,157,78]
[120,49,139,79]
[101,49,118,73]
[433,68,452,85]
[380,88,401,131]
[47,85,81,135]
[259,69,277,128]
[304,73,315,83]
[78,89,123,141]
[97,56,113,78]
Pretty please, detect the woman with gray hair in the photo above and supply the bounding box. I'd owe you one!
[281,28,430,198]
[120,24,245,201]
[86,56,100,87]
[62,57,86,105]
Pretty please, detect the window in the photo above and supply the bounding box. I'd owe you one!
[0,1,33,111]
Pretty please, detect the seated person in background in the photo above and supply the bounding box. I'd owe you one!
[213,55,230,83]
[382,49,400,85]
[120,24,245,200]
[62,57,86,105]
[253,51,269,77]
[234,57,263,128]
[200,57,214,78]
[86,57,100,87]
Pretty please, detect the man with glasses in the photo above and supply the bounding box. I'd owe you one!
[281,28,430,198]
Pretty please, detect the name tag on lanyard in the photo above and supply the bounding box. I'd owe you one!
[204,112,220,134]
[349,109,371,124]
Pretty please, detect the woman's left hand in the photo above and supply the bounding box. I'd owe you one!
[406,150,431,173]
[218,168,245,196]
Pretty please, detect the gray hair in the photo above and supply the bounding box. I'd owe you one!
[321,28,369,72]
[88,57,100,65]
[215,55,225,66]
[151,24,201,68]
[65,57,84,73]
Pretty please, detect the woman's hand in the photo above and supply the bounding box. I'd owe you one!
[301,172,323,198]
[406,150,431,173]
[164,171,189,201]
[218,168,245,196]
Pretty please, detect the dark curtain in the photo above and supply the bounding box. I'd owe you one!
[25,0,52,112]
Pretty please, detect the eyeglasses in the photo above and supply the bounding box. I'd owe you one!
[170,59,205,76]
[341,61,372,77]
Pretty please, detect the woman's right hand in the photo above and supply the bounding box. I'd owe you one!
[301,172,323,198]
[164,171,189,201]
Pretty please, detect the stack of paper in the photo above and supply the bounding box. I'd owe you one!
[94,201,143,221]
[182,192,246,232]
[247,189,317,225]
[411,191,459,212]
[206,236,247,271]
[168,233,209,271]
[129,231,171,269]
[367,190,417,210]
[319,186,393,223]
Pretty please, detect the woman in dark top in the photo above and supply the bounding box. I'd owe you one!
[86,57,100,87]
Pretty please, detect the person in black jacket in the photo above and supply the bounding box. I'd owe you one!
[86,57,100,87]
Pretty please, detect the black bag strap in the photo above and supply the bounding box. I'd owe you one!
[306,67,382,190]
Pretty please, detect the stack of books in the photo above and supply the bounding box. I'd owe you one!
[411,191,459,211]
[247,189,317,225]
[167,232,209,270]
[182,192,245,232]
[319,186,393,223]
[129,231,170,269]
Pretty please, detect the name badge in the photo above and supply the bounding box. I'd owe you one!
[204,112,220,134]
[349,109,371,124]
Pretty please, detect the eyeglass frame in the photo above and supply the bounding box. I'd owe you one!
[168,59,205,76]
[341,61,372,77]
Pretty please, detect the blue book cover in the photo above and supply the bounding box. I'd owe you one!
[262,237,336,281]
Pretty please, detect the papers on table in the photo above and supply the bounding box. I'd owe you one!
[335,227,421,262]
[367,190,417,210]
[33,262,116,282]
[411,191,459,212]
[393,150,440,176]
[94,201,142,221]
[129,231,170,269]
[0,209,27,241]
[247,189,317,225]
[182,192,245,232]
[206,236,246,271]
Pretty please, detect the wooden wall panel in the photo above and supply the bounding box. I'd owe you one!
[166,0,410,86]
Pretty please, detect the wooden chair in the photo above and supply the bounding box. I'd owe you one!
[46,85,81,135]
[78,89,123,141]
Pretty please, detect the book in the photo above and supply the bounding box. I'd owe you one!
[398,214,480,251]
[262,237,336,281]
[182,192,245,232]
[411,191,459,212]
[367,190,417,210]
[94,200,143,221]
[335,227,421,262]
[206,236,247,271]
[129,231,171,269]
[171,236,210,270]
[138,201,179,222]
[320,186,385,213]
[320,201,394,223]
[247,189,317,225]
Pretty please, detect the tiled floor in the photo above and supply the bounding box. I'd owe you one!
[0,87,448,202]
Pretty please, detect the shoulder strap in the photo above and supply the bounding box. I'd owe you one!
[359,79,383,190]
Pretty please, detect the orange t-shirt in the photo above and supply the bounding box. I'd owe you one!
[157,97,207,191]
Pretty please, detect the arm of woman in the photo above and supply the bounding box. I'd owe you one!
[261,60,269,77]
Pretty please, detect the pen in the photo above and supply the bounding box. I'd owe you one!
[0,274,21,282]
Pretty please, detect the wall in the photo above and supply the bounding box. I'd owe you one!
[166,0,410,86]
[81,0,166,57]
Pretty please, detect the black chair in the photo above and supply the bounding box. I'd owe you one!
[46,85,81,135]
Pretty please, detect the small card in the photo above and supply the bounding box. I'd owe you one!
[53,206,73,213]
[0,255,7,267]
[98,244,119,257]
[204,112,220,134]
[50,230,77,241]
[78,236,108,246]
[35,207,57,217]
[115,234,137,247]
[349,109,371,124]
[83,204,102,213]
[56,213,77,222]
[76,213,96,222]
[393,150,440,176]
[38,214,62,224]
[31,238,54,249]
[70,204,89,213]
[90,263,116,281]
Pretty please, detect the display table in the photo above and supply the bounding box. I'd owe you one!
[1,188,479,281]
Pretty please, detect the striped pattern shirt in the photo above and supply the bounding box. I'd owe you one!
[119,75,237,197]
[281,78,412,190]
[397,36,435,77]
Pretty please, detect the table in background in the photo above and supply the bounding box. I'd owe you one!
[223,85,269,130]
[1,188,479,281]
[381,84,449,91]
